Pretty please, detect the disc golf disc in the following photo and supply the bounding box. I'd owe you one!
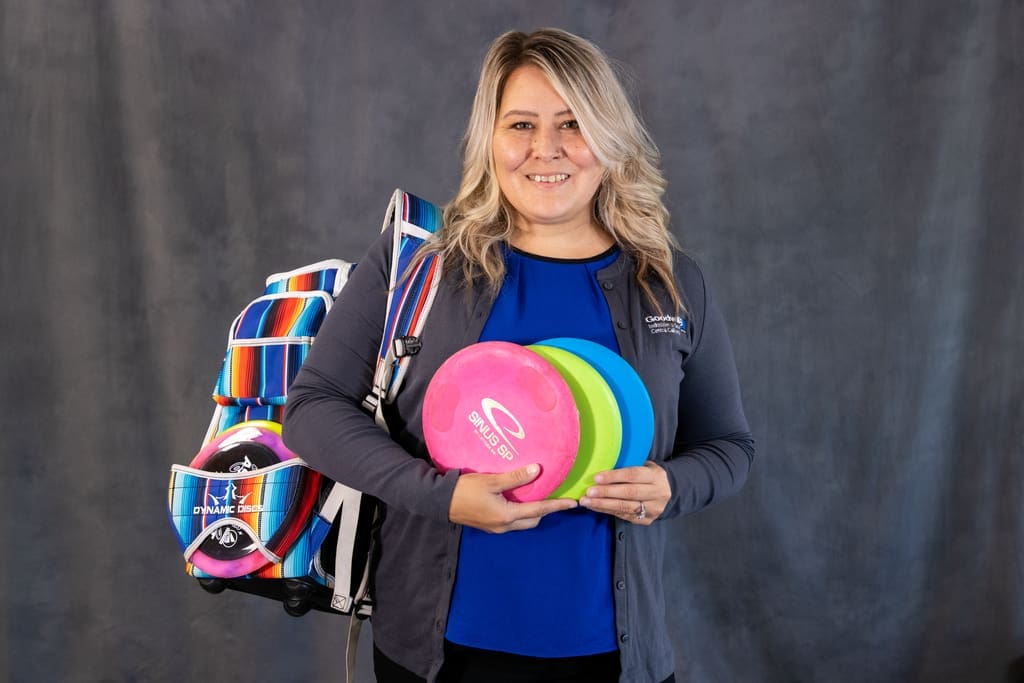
[537,338,654,468]
[527,344,623,500]
[422,341,580,502]
[189,420,319,578]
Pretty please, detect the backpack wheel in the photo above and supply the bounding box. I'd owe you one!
[197,578,227,594]
[283,597,312,617]
[283,579,313,617]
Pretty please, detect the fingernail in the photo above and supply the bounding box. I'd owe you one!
[526,464,539,476]
[593,474,604,484]
[579,497,591,506]
[586,487,596,497]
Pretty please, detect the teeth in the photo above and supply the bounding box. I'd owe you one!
[528,174,569,183]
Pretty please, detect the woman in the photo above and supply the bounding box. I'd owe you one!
[284,28,754,683]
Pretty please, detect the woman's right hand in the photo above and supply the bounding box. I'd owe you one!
[448,464,578,533]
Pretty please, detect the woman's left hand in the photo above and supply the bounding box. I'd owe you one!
[579,461,671,526]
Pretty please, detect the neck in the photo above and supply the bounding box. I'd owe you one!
[510,219,615,259]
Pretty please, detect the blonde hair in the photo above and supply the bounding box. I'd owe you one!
[430,28,682,312]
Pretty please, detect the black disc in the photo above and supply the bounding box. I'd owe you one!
[198,441,281,561]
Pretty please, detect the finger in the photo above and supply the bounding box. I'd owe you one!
[578,496,642,516]
[584,483,661,501]
[502,516,545,532]
[488,464,543,492]
[508,498,578,520]
[486,499,577,533]
[592,466,655,485]
[579,496,658,524]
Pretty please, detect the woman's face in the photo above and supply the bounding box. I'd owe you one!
[491,65,604,235]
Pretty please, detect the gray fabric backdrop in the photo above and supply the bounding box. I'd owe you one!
[2,1,1022,681]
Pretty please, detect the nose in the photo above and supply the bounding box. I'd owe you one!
[532,126,563,160]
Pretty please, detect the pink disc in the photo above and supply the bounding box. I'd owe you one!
[187,420,315,578]
[422,341,580,502]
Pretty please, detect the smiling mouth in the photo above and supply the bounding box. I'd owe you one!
[527,174,569,183]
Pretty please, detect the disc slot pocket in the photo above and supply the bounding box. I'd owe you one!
[167,460,320,578]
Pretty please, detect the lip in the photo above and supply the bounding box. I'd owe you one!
[525,173,572,185]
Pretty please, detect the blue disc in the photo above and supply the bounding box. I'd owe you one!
[536,338,654,468]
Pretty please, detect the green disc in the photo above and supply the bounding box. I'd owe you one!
[527,344,623,500]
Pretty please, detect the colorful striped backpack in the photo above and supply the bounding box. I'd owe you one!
[167,190,443,627]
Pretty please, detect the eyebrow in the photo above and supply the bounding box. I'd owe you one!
[500,109,573,119]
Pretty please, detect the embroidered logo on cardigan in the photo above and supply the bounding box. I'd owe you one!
[645,315,687,335]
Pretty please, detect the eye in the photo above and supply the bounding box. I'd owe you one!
[510,121,534,130]
[560,119,580,130]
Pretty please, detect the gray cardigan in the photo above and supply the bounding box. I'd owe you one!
[284,227,755,682]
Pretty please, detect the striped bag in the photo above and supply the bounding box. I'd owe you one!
[168,189,443,623]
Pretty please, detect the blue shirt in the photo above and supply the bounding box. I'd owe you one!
[444,245,621,657]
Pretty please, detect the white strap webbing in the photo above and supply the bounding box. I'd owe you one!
[345,613,364,683]
[399,221,433,242]
[327,483,365,614]
[380,250,442,406]
[365,187,442,428]
[364,189,405,426]
[319,481,372,682]
[316,481,347,530]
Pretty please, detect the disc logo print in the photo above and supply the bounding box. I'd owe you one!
[228,455,258,473]
[467,397,525,461]
[193,480,266,517]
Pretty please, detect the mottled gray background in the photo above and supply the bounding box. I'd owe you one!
[2,1,1022,681]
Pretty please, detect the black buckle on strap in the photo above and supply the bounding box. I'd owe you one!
[392,336,422,358]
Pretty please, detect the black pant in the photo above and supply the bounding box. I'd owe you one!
[373,641,676,683]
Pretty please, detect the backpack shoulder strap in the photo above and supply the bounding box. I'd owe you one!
[362,189,444,427]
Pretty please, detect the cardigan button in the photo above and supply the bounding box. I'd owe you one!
[617,531,625,542]
[616,580,626,591]
[616,321,627,330]
[620,633,630,643]
[601,280,614,290]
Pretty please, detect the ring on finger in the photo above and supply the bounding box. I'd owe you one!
[635,501,647,521]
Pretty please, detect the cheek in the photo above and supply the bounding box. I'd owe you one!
[492,136,528,172]
[568,141,600,169]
